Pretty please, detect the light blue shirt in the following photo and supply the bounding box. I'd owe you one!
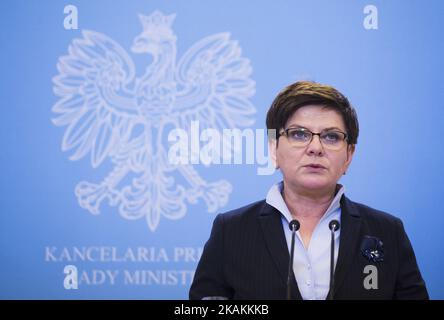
[265,181,344,300]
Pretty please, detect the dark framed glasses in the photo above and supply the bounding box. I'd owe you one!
[279,127,348,150]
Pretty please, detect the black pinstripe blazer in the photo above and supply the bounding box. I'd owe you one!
[189,195,428,300]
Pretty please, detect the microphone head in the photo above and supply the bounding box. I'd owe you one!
[289,219,300,232]
[329,219,340,231]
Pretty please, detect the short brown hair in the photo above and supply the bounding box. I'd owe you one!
[266,81,359,144]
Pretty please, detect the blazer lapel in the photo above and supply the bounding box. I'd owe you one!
[258,202,302,300]
[329,195,362,298]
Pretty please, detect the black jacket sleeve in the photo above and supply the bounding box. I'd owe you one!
[189,214,233,300]
[394,218,429,299]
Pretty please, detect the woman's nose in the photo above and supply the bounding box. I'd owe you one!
[306,135,324,155]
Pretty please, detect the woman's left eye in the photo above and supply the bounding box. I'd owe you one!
[324,132,339,141]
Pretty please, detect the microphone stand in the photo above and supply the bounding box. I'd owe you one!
[287,219,300,300]
[327,220,340,300]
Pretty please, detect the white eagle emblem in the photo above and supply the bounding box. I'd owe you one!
[52,11,256,231]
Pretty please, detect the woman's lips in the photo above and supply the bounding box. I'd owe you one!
[304,165,327,172]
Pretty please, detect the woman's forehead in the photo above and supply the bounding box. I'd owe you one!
[285,105,346,130]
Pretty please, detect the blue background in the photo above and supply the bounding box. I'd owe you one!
[1,0,443,299]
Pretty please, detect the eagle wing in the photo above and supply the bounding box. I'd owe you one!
[173,33,256,139]
[52,30,141,168]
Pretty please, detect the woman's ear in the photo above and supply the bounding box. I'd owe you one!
[347,144,356,159]
[344,144,355,173]
[269,139,279,169]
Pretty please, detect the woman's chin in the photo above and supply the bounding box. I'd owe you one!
[298,177,330,191]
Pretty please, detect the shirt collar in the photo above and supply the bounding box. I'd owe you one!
[265,181,345,223]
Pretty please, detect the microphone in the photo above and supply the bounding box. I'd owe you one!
[327,219,340,300]
[287,219,300,300]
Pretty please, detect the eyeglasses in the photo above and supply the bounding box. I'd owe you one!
[279,127,348,150]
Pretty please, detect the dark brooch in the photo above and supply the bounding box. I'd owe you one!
[360,235,384,263]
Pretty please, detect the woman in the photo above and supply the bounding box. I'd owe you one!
[189,81,428,300]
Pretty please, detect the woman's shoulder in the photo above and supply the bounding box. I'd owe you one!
[215,199,268,224]
[345,196,403,226]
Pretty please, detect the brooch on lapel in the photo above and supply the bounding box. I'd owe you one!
[360,235,384,263]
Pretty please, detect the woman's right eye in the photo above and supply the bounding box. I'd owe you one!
[290,129,309,140]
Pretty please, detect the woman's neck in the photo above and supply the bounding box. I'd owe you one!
[282,183,336,219]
